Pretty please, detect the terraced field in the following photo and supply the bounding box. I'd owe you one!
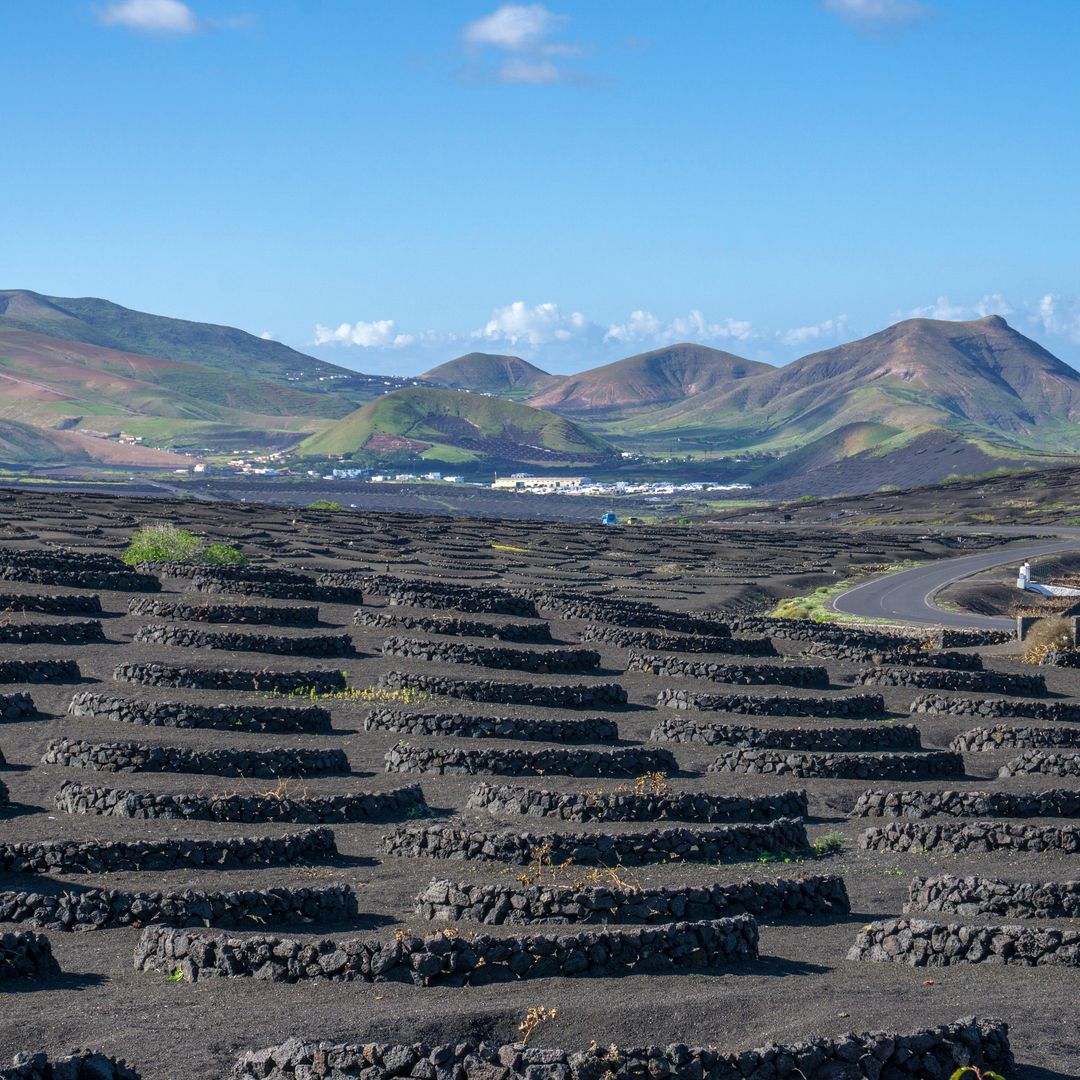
[0,489,1075,1080]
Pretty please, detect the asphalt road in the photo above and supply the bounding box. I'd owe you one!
[830,535,1080,628]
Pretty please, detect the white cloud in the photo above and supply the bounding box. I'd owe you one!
[258,330,276,340]
[99,0,200,33]
[781,316,850,347]
[823,0,930,30]
[460,4,585,85]
[313,320,415,349]
[463,4,564,50]
[475,301,593,346]
[606,309,756,346]
[1035,294,1080,344]
[908,294,1013,321]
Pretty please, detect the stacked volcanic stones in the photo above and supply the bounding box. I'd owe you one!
[951,725,1080,751]
[848,917,1080,967]
[628,655,828,688]
[113,663,346,695]
[378,671,627,708]
[854,667,1045,696]
[68,691,332,733]
[2,1050,140,1079]
[655,689,885,717]
[0,592,102,614]
[911,694,1080,722]
[355,610,553,643]
[133,916,760,985]
[380,637,600,674]
[364,709,617,743]
[354,574,537,617]
[0,693,36,721]
[466,782,808,823]
[851,788,1080,819]
[859,821,1080,854]
[0,659,80,684]
[0,931,60,981]
[382,819,809,865]
[906,875,1080,919]
[805,642,983,669]
[414,874,850,925]
[998,750,1080,777]
[709,749,964,780]
[525,590,725,636]
[652,716,920,751]
[230,1020,1015,1080]
[384,743,675,777]
[0,621,104,645]
[149,563,363,604]
[41,737,348,778]
[0,883,358,932]
[0,548,159,591]
[128,597,319,625]
[580,625,776,657]
[133,623,354,657]
[0,827,337,874]
[55,780,425,824]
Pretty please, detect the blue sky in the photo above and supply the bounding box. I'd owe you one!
[5,0,1080,374]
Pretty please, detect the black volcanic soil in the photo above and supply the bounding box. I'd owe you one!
[0,491,1076,1079]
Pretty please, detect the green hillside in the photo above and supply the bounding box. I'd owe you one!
[420,352,560,400]
[298,386,616,465]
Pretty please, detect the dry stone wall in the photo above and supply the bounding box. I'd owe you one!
[628,655,828,688]
[998,750,1080,777]
[364,709,617,743]
[906,874,1080,919]
[378,671,627,708]
[355,610,552,643]
[229,1018,1014,1080]
[466,782,807,823]
[128,597,319,626]
[133,623,355,657]
[651,716,920,751]
[860,820,1080,854]
[854,667,1045,696]
[55,780,424,823]
[380,637,600,674]
[0,660,80,684]
[709,749,963,779]
[414,874,849,925]
[134,916,760,985]
[911,693,1080,723]
[0,620,104,645]
[41,737,348,778]
[113,662,346,695]
[0,883,357,932]
[0,827,337,874]
[0,592,102,614]
[67,691,332,734]
[950,724,1080,751]
[848,917,1080,967]
[850,788,1080,819]
[580,625,775,657]
[382,819,809,865]
[656,689,885,717]
[1,1051,140,1079]
[384,742,675,778]
[0,692,36,721]
[0,931,59,981]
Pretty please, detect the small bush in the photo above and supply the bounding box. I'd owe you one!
[1022,616,1074,661]
[204,541,246,566]
[307,499,344,511]
[122,525,246,567]
[813,832,844,856]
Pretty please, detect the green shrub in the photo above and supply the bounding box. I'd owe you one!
[121,524,245,567]
[812,832,844,855]
[307,499,345,511]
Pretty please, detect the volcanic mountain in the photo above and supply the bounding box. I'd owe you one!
[298,386,616,466]
[420,352,561,400]
[525,343,771,416]
[0,289,409,458]
[615,316,1080,453]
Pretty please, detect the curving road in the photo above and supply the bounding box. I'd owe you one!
[830,534,1080,628]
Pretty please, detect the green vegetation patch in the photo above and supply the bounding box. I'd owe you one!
[121,524,246,567]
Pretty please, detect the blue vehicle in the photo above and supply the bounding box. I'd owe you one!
[601,512,617,526]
